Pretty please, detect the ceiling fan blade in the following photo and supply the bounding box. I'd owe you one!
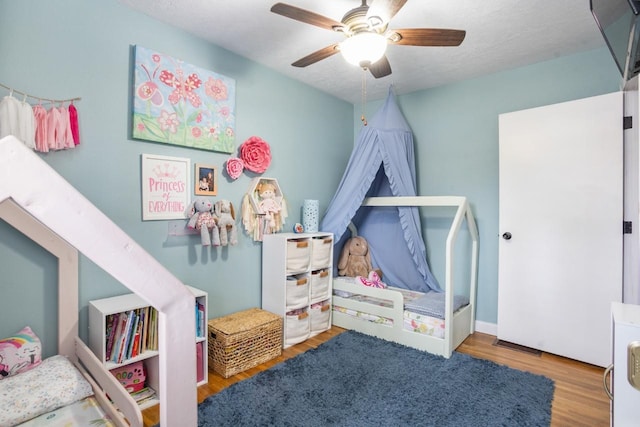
[292,44,340,67]
[390,28,466,46]
[271,3,343,31]
[368,55,392,78]
[367,0,408,25]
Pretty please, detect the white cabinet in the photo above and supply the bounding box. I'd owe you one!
[262,232,333,348]
[609,302,640,426]
[89,285,207,409]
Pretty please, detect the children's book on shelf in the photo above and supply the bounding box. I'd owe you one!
[119,310,135,363]
[140,306,149,353]
[104,306,159,364]
[196,343,204,383]
[196,301,205,338]
[105,314,119,361]
[110,312,128,363]
[131,387,157,406]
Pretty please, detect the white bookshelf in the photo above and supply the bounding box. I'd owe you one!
[88,285,207,409]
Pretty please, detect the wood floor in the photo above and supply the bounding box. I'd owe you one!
[142,327,610,426]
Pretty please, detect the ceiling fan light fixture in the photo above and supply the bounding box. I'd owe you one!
[339,32,387,67]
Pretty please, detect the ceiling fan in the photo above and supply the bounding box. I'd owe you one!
[270,0,466,78]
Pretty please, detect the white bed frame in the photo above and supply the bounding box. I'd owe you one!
[332,196,479,358]
[0,198,142,427]
[0,135,198,426]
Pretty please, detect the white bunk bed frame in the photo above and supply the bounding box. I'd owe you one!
[0,135,198,427]
[332,196,479,358]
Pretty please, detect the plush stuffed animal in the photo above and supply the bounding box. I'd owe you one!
[214,199,238,246]
[256,181,281,229]
[356,270,387,289]
[338,236,379,278]
[185,197,220,246]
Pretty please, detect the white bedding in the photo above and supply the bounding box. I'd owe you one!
[0,355,106,427]
[19,396,114,427]
[332,278,469,339]
[333,303,447,338]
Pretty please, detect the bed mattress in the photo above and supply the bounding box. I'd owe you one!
[18,396,114,426]
[333,281,469,339]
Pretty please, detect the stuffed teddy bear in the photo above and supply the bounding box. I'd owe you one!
[338,236,381,278]
[185,197,220,246]
[214,199,238,246]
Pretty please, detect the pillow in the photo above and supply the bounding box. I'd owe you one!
[0,326,42,379]
[0,355,93,426]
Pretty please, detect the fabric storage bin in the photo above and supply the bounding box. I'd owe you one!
[208,308,282,378]
[286,274,309,309]
[310,269,330,300]
[310,236,332,270]
[286,239,311,274]
[284,308,310,347]
[310,301,331,334]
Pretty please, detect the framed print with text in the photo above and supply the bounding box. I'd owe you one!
[141,153,190,220]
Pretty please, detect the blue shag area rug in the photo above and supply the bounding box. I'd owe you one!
[168,331,554,426]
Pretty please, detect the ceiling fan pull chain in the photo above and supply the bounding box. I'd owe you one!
[361,69,368,126]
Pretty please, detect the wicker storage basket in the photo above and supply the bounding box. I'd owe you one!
[208,308,282,378]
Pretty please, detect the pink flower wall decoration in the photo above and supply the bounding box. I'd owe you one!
[226,157,244,180]
[240,136,271,173]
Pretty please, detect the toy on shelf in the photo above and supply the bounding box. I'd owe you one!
[185,197,220,246]
[241,178,288,241]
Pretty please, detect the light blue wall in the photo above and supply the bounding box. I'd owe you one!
[0,0,623,356]
[0,0,354,356]
[357,48,621,324]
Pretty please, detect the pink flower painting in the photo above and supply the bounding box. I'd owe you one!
[132,45,236,153]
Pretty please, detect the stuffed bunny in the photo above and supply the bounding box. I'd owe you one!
[185,197,220,246]
[214,199,238,246]
[338,236,378,278]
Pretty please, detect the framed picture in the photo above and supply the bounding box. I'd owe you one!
[132,45,236,154]
[141,154,190,221]
[195,164,217,196]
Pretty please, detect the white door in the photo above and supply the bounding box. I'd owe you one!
[497,92,623,367]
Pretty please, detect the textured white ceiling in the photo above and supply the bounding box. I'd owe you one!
[118,0,610,104]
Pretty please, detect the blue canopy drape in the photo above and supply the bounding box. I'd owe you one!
[320,88,440,293]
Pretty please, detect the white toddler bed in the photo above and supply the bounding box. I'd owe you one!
[331,196,479,358]
[0,198,142,427]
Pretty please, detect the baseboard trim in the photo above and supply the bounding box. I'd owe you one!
[474,320,497,336]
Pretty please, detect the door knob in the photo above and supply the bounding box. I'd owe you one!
[502,232,512,240]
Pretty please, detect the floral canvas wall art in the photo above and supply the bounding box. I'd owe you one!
[133,46,236,154]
